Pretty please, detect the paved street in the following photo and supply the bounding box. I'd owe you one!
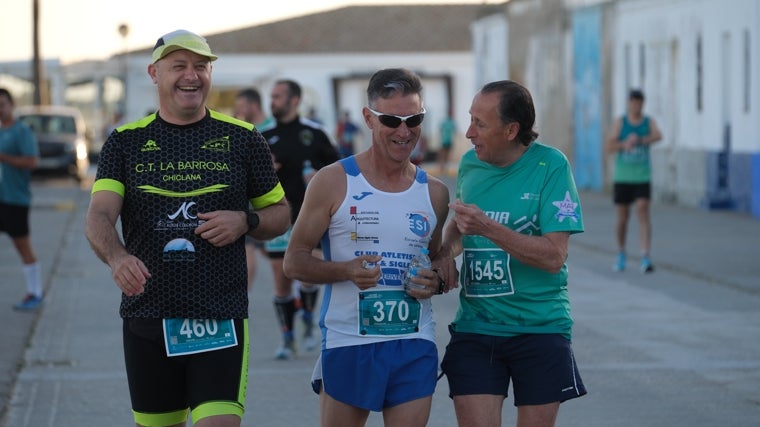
[1,170,759,426]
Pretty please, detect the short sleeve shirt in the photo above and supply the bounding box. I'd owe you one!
[92,110,284,319]
[452,143,584,339]
[0,121,38,206]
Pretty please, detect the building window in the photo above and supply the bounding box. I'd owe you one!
[744,29,751,113]
[696,34,703,112]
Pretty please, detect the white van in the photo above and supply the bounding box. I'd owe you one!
[16,105,91,181]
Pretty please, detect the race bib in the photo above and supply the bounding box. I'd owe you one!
[358,290,421,336]
[462,248,514,297]
[265,226,292,252]
[163,318,237,357]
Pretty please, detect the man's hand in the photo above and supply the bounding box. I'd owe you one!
[195,210,247,247]
[110,253,151,296]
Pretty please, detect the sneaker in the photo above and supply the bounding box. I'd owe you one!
[614,252,626,272]
[13,294,43,311]
[303,330,317,352]
[640,257,655,273]
[274,339,296,360]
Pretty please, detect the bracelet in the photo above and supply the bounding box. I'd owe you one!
[432,268,445,294]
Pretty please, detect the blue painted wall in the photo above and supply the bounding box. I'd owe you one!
[572,6,603,191]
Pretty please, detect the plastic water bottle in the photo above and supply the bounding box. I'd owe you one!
[404,247,432,292]
[302,160,315,185]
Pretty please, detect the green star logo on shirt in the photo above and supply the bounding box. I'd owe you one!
[552,191,579,223]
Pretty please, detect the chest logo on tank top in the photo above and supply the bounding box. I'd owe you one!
[407,212,431,238]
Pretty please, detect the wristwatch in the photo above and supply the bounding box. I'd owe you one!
[246,211,260,231]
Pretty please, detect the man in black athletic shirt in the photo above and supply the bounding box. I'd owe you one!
[261,79,340,359]
[85,29,290,427]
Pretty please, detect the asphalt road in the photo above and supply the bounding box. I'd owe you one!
[1,169,758,426]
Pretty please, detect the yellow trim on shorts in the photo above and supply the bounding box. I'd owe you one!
[133,407,188,426]
[190,320,249,424]
[251,182,285,210]
[91,178,125,197]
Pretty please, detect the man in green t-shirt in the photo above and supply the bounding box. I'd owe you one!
[606,89,662,273]
[437,80,586,427]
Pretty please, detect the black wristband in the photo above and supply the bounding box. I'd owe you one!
[433,268,445,294]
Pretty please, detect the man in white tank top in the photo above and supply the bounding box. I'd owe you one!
[283,68,452,427]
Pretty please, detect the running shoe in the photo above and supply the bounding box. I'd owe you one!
[614,252,626,272]
[13,294,43,311]
[274,338,296,360]
[303,329,317,352]
[640,257,655,273]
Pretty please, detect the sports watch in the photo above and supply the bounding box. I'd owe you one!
[246,211,260,231]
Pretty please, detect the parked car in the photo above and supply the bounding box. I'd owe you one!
[15,105,91,181]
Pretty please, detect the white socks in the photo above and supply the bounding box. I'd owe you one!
[22,262,43,298]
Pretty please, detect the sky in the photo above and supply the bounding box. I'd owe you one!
[1,0,500,63]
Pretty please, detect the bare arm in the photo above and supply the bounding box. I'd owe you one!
[283,163,381,289]
[85,191,151,296]
[642,117,663,145]
[194,197,290,247]
[605,117,624,154]
[0,152,37,170]
[449,199,570,274]
[417,176,456,295]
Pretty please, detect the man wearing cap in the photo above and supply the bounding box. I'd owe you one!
[85,29,290,427]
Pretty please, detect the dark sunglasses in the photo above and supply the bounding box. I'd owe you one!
[367,107,426,128]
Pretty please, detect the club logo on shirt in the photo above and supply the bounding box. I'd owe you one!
[155,201,203,231]
[141,139,161,152]
[162,238,196,262]
[552,191,579,223]
[407,212,431,238]
[201,136,230,153]
[299,130,314,147]
[349,206,380,243]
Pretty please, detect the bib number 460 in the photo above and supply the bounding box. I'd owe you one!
[179,319,219,338]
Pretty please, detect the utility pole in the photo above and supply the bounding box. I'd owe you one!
[32,0,45,105]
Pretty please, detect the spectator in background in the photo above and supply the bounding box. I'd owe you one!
[0,87,43,311]
[606,89,662,273]
[438,109,456,174]
[336,110,359,158]
[234,87,276,291]
[261,79,340,360]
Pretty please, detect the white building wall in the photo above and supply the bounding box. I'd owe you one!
[611,0,759,154]
[608,0,760,208]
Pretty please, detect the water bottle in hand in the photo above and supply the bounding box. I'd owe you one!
[404,247,431,293]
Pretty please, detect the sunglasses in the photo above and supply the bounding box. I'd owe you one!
[367,107,426,128]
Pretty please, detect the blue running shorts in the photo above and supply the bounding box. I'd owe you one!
[313,339,437,411]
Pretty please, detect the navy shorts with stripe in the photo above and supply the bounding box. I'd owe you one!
[440,330,586,406]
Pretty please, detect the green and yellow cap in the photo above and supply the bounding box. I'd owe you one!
[152,29,218,63]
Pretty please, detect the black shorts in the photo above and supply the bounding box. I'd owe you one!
[440,330,586,406]
[123,317,249,425]
[0,202,30,238]
[613,182,651,205]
